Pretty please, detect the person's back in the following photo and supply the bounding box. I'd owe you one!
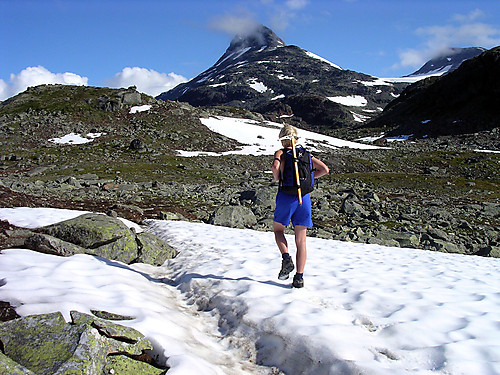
[271,125,329,288]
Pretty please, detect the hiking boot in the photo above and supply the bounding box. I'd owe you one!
[278,256,294,280]
[292,274,304,288]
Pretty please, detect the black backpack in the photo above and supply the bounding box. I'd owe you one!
[279,147,315,196]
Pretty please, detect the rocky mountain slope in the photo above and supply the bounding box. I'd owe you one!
[364,46,500,137]
[158,25,408,135]
[0,83,499,257]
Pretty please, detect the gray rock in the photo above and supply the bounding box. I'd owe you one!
[431,239,465,254]
[427,227,450,241]
[240,187,276,208]
[24,233,86,256]
[482,203,500,218]
[372,230,420,248]
[129,138,146,151]
[489,246,500,257]
[210,205,257,228]
[340,198,369,218]
[121,91,141,106]
[0,311,166,375]
[39,213,138,264]
[136,232,178,266]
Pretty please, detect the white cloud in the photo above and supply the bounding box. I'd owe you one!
[0,66,88,101]
[268,0,309,32]
[286,0,308,10]
[104,67,187,97]
[208,12,261,37]
[393,10,500,71]
[270,10,293,32]
[452,9,484,23]
[210,0,310,37]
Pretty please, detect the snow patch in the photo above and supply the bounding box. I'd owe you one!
[304,51,342,70]
[233,47,252,60]
[208,82,228,88]
[328,95,368,107]
[475,149,500,154]
[351,111,371,122]
[276,74,295,80]
[179,116,382,157]
[358,78,393,87]
[247,78,270,93]
[387,135,414,142]
[129,105,152,114]
[271,94,285,100]
[48,132,104,145]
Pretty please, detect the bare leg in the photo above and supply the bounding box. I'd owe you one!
[294,225,307,273]
[273,221,288,255]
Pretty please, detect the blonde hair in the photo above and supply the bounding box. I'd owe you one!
[279,124,298,148]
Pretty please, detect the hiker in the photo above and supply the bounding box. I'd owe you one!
[271,124,329,288]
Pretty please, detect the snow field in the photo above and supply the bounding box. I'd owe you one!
[149,220,500,375]
[1,208,499,374]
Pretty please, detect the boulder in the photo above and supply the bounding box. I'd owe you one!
[135,232,178,266]
[209,205,257,228]
[431,239,466,254]
[482,202,500,218]
[371,230,420,248]
[0,311,166,375]
[240,187,276,208]
[6,213,178,266]
[340,198,369,218]
[24,233,86,257]
[121,91,142,106]
[39,213,138,264]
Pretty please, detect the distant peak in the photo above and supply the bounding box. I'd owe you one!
[407,47,486,77]
[228,25,285,52]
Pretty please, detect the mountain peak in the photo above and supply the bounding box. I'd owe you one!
[407,47,486,77]
[227,25,285,53]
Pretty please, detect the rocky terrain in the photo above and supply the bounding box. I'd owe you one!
[0,84,499,258]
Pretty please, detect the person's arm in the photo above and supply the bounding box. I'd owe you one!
[312,156,329,178]
[272,150,283,181]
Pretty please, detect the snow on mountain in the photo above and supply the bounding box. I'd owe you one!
[304,50,343,70]
[157,25,406,132]
[405,47,486,78]
[1,207,499,374]
[157,26,489,139]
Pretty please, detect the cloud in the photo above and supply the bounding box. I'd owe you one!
[208,11,261,37]
[285,0,308,10]
[394,9,500,71]
[416,23,500,50]
[209,0,310,37]
[269,0,309,32]
[0,66,88,101]
[452,9,484,23]
[104,67,187,97]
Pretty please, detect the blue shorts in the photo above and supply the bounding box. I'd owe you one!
[273,191,313,227]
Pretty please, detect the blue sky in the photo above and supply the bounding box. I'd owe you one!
[1,0,500,100]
